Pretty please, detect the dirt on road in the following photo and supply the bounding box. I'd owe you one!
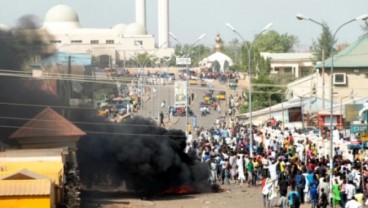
[81,183,263,208]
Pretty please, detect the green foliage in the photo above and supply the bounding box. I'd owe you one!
[128,52,156,68]
[253,75,282,110]
[226,30,296,114]
[223,38,242,65]
[310,22,334,61]
[253,30,298,53]
[174,44,211,67]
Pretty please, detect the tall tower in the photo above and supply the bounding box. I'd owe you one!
[158,0,169,48]
[135,0,146,29]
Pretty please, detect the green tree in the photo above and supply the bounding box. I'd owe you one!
[129,52,156,68]
[236,30,298,76]
[310,22,334,62]
[223,38,245,72]
[173,44,211,67]
[237,30,297,113]
[253,30,298,53]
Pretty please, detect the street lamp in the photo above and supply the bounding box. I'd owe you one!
[170,32,206,134]
[297,12,368,201]
[226,22,273,157]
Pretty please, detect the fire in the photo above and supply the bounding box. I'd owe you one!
[163,185,197,195]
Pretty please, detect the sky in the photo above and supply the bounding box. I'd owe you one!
[1,0,367,51]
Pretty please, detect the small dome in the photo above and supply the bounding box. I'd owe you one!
[124,23,147,36]
[0,23,9,31]
[112,23,127,34]
[45,4,79,23]
[43,4,81,30]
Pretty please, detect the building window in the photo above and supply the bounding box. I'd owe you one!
[106,40,114,44]
[90,40,99,44]
[50,40,62,44]
[284,67,292,74]
[300,67,312,77]
[71,40,82,44]
[134,40,143,46]
[333,73,347,85]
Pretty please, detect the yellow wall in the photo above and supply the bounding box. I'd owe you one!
[0,196,51,208]
[0,162,63,185]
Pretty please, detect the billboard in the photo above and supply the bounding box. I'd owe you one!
[176,57,191,65]
[174,81,187,106]
[288,107,302,122]
[345,104,363,122]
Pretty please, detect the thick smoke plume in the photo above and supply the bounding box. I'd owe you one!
[0,15,211,197]
[76,116,211,196]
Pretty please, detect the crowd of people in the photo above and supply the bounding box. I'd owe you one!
[184,115,367,208]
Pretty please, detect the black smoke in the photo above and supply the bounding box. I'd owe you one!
[0,14,55,70]
[0,15,59,142]
[15,14,41,29]
[76,116,211,197]
[0,15,211,197]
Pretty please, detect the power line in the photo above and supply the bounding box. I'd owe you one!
[0,115,163,129]
[0,124,183,138]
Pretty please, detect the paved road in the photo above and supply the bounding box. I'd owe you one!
[139,80,233,132]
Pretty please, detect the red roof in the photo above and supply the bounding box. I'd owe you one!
[9,107,86,139]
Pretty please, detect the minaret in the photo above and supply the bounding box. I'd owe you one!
[158,0,169,48]
[135,0,146,28]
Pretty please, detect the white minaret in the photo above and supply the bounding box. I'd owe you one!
[135,0,146,29]
[158,0,169,48]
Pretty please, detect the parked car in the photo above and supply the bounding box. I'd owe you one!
[110,104,127,114]
[216,91,226,100]
[169,106,194,117]
[203,93,214,102]
[229,79,238,90]
[189,79,198,85]
[200,79,208,87]
[98,106,109,117]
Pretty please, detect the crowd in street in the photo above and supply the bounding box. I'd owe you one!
[184,114,368,208]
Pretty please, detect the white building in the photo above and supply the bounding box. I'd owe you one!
[262,52,315,78]
[4,2,174,68]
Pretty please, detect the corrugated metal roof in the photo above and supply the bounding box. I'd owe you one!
[316,34,368,68]
[31,51,92,67]
[0,169,49,180]
[0,179,51,196]
[0,148,66,160]
[261,52,314,61]
[9,106,86,138]
[0,162,63,185]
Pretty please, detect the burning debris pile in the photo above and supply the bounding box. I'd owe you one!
[0,14,212,201]
[76,116,211,197]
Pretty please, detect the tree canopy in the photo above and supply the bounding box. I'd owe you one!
[229,30,298,113]
[310,22,334,62]
[174,44,212,67]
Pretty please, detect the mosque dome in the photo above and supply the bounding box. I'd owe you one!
[124,23,147,36]
[43,4,81,30]
[112,23,127,35]
[0,23,9,31]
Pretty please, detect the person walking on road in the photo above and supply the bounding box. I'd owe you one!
[159,111,165,127]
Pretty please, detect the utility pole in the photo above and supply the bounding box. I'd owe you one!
[65,55,72,119]
[322,50,325,109]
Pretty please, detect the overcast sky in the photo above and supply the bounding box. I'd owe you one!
[1,0,367,51]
